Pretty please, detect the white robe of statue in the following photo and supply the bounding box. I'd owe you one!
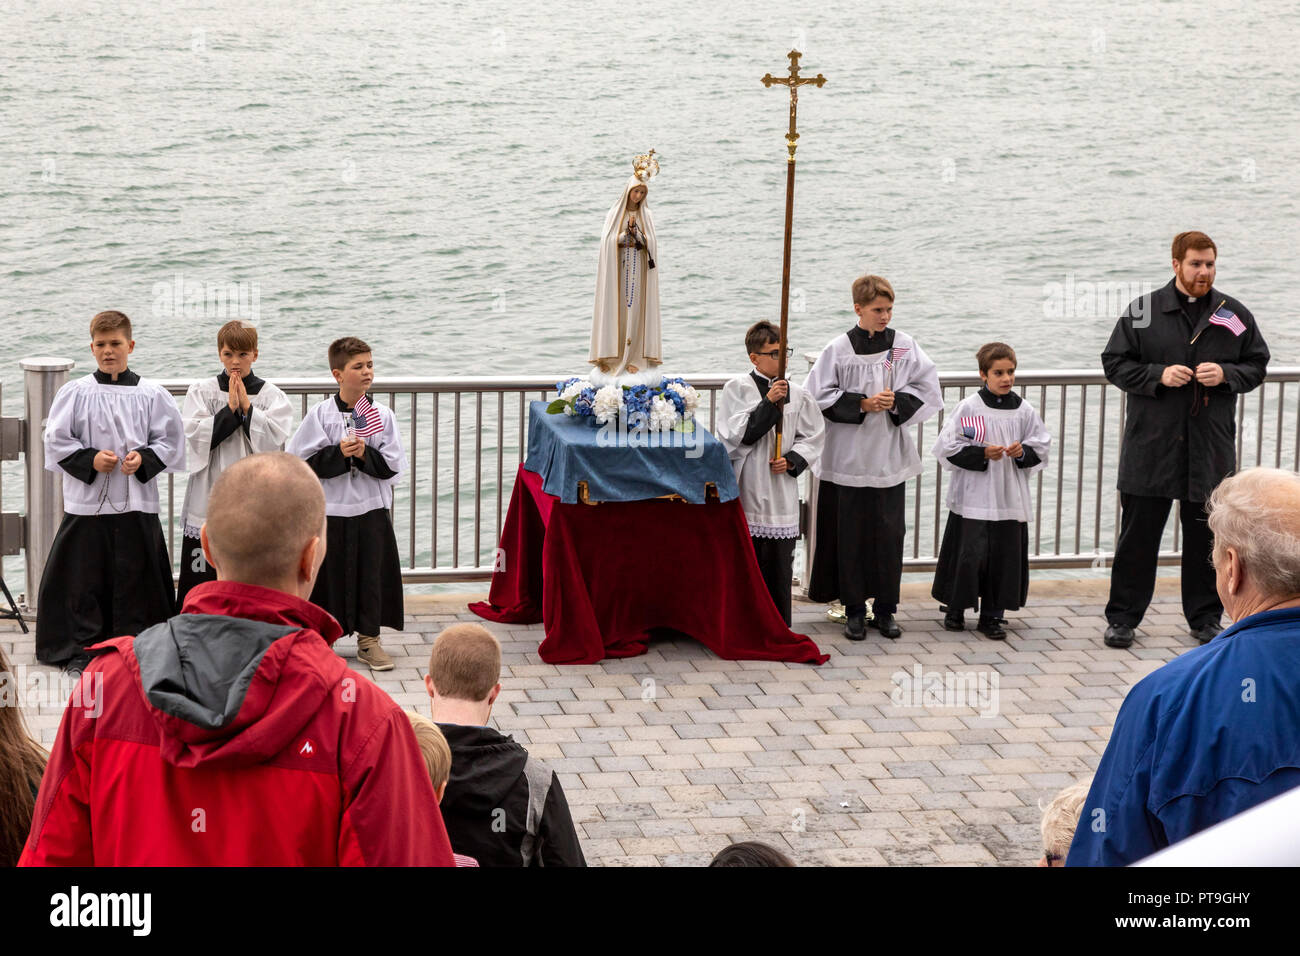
[589,173,662,386]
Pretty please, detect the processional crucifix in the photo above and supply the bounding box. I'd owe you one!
[761,50,825,456]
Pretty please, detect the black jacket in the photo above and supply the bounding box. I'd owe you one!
[437,723,586,867]
[1102,278,1269,501]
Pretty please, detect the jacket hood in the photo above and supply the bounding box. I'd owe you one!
[104,582,349,769]
[438,723,530,810]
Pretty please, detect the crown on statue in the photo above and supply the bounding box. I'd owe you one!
[632,149,660,184]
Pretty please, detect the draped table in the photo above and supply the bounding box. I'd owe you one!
[469,404,827,666]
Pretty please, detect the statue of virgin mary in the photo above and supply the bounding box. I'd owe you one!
[589,151,662,386]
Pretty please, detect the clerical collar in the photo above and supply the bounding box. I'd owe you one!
[847,324,894,356]
[978,385,1022,409]
[92,368,139,386]
[1173,284,1213,321]
[217,370,265,395]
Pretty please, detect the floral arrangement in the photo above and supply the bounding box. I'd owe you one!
[548,376,699,430]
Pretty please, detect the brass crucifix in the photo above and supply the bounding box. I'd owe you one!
[761,50,826,456]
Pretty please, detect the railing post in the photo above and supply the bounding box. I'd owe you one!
[22,357,75,608]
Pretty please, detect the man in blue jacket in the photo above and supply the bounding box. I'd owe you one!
[1067,467,1300,866]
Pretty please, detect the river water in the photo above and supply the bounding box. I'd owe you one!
[3,0,1297,385]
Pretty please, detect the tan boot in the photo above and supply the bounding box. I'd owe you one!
[356,634,394,671]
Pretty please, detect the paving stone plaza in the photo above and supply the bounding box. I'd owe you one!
[7,578,1196,866]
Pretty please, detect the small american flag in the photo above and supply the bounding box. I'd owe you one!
[959,416,986,442]
[883,345,911,371]
[351,394,385,439]
[1208,304,1246,337]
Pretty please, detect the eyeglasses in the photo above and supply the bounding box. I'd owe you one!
[758,347,795,358]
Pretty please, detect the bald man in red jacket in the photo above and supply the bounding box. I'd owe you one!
[21,452,453,866]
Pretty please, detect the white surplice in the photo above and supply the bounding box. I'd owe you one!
[715,373,825,538]
[179,375,295,533]
[803,328,943,487]
[286,397,406,516]
[43,374,186,515]
[932,391,1051,522]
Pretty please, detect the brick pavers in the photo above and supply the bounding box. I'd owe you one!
[3,579,1198,866]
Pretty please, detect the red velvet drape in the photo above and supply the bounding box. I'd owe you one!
[470,466,828,665]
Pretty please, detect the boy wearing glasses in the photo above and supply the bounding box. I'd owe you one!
[716,321,824,626]
[804,274,942,641]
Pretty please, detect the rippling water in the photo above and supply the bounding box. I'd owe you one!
[2,0,1298,392]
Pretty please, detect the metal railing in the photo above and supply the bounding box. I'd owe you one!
[13,363,1300,599]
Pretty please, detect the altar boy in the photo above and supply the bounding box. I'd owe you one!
[716,321,824,626]
[177,320,294,607]
[931,342,1050,639]
[36,310,185,671]
[805,275,943,641]
[287,336,406,671]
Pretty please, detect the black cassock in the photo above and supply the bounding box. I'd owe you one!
[303,419,405,637]
[36,512,175,666]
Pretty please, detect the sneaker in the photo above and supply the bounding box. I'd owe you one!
[1103,624,1135,649]
[356,634,395,671]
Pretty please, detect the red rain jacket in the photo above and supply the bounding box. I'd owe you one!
[20,581,454,866]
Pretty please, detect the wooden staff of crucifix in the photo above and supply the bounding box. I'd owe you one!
[761,50,825,457]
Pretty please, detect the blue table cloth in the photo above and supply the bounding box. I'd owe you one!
[523,401,739,504]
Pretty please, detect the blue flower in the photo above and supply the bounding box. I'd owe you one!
[574,387,596,417]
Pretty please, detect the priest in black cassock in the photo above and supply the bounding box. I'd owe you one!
[805,275,943,640]
[1101,232,1269,648]
[36,311,185,671]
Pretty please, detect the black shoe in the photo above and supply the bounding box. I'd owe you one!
[977,618,1007,640]
[943,610,965,631]
[844,611,867,641]
[63,653,91,675]
[871,613,902,640]
[1103,624,1134,649]
[1190,622,1223,644]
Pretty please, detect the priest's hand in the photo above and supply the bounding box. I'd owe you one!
[770,457,789,474]
[93,450,119,473]
[766,380,788,403]
[984,444,1007,461]
[1195,363,1225,387]
[1006,441,1024,459]
[1161,365,1194,387]
[120,451,142,475]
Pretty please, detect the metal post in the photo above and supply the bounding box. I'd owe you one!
[22,357,75,607]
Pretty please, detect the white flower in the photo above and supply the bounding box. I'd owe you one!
[592,385,624,425]
[667,381,699,417]
[559,378,588,415]
[649,394,679,431]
